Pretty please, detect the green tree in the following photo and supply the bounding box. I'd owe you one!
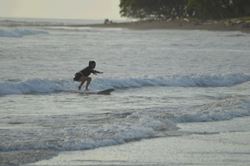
[187,0,250,19]
[119,0,187,20]
[119,0,250,20]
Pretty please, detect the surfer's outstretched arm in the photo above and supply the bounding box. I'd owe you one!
[93,70,103,74]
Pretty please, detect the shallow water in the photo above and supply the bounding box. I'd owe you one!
[0,20,250,164]
[26,117,250,166]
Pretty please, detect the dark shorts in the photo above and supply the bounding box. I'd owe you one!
[73,72,82,81]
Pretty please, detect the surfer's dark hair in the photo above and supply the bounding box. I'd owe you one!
[89,61,96,67]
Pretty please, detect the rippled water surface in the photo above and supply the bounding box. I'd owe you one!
[0,24,250,155]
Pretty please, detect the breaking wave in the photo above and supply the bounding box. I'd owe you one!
[174,96,250,123]
[0,73,250,96]
[0,110,178,151]
[0,28,48,38]
[94,73,250,89]
[1,95,250,152]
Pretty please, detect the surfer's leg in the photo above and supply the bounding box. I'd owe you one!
[85,77,92,90]
[78,81,85,90]
[78,76,87,90]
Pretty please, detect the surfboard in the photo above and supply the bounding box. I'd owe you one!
[80,88,114,95]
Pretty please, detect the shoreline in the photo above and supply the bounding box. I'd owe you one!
[1,17,250,33]
[81,18,250,33]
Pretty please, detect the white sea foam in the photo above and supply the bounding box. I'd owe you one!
[0,79,74,95]
[173,96,250,123]
[93,73,250,89]
[0,28,48,37]
[1,95,250,152]
[0,74,250,96]
[0,111,177,151]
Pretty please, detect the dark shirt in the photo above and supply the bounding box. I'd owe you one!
[80,66,96,77]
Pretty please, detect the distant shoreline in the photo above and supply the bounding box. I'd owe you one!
[1,17,250,33]
[81,18,250,33]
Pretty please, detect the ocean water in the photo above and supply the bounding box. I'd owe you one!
[0,19,250,164]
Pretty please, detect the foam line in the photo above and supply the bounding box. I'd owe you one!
[0,73,249,95]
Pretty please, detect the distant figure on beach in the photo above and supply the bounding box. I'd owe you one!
[73,61,103,90]
[104,18,113,24]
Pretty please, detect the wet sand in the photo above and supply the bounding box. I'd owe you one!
[0,150,57,166]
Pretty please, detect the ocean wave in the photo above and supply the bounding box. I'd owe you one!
[1,95,250,152]
[0,79,73,95]
[173,96,250,123]
[94,73,250,89]
[0,28,48,38]
[44,26,124,32]
[0,74,250,96]
[0,19,102,27]
[0,111,177,151]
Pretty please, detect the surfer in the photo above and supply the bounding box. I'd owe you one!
[74,61,103,90]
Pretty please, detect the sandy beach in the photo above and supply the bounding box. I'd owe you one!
[25,117,250,166]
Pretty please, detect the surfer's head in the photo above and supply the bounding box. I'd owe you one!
[89,60,96,68]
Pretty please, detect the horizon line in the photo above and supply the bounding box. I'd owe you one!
[0,16,127,21]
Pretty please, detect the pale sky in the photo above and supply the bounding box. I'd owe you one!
[0,0,123,20]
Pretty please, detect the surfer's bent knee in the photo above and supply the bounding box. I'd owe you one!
[79,76,88,82]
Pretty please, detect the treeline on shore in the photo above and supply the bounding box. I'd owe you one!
[119,0,250,20]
